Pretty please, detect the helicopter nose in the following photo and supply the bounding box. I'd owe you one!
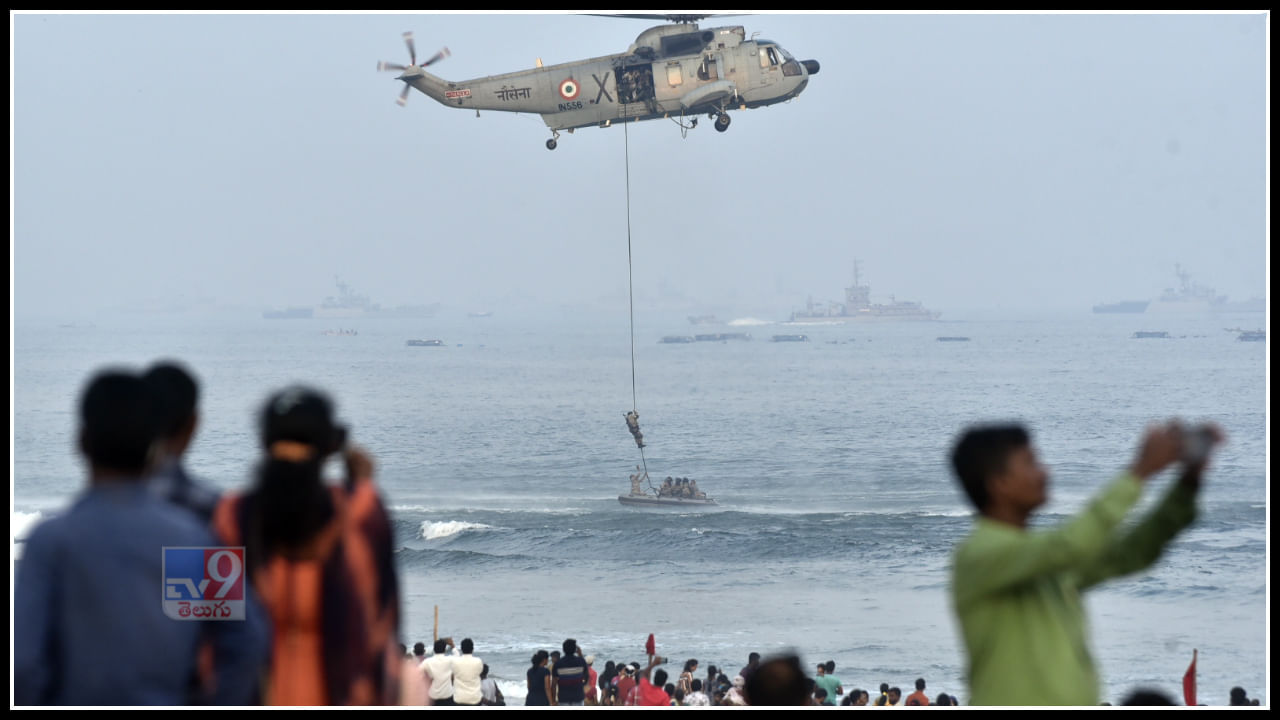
[803,59,820,75]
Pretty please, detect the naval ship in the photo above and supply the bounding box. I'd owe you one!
[263,277,440,319]
[788,263,940,323]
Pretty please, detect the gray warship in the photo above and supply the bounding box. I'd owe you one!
[788,263,940,323]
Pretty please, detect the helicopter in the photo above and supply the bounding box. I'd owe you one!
[377,15,820,150]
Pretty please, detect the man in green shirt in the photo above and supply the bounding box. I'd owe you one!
[948,421,1220,706]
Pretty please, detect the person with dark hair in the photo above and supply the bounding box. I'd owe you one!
[841,688,868,706]
[906,677,930,706]
[632,655,672,706]
[685,678,711,706]
[551,638,589,705]
[525,650,552,706]
[743,653,809,706]
[679,658,699,696]
[935,692,953,706]
[888,687,903,706]
[480,663,505,706]
[1228,686,1251,705]
[15,369,268,705]
[814,660,843,705]
[421,638,456,705]
[874,683,891,706]
[142,360,222,523]
[739,652,762,684]
[1122,688,1177,705]
[400,641,430,705]
[949,420,1221,706]
[211,385,400,706]
[452,638,484,706]
[616,662,639,705]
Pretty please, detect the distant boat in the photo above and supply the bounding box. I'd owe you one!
[406,339,445,347]
[694,332,751,342]
[771,334,809,342]
[1237,330,1265,342]
[467,311,493,318]
[936,336,970,342]
[660,335,695,344]
[1132,331,1171,339]
[1092,300,1150,314]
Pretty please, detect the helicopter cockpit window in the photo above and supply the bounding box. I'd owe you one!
[759,46,781,68]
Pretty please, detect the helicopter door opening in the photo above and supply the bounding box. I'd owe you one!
[696,56,719,82]
[759,45,781,87]
[617,63,655,106]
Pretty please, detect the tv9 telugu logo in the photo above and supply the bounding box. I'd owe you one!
[162,547,246,620]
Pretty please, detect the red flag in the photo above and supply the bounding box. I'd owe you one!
[645,634,656,657]
[1182,649,1197,706]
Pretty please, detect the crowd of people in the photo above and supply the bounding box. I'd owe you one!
[12,360,1257,707]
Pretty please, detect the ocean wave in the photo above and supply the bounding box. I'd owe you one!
[421,520,494,540]
[14,510,44,541]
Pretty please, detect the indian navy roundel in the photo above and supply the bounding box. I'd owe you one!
[559,78,580,100]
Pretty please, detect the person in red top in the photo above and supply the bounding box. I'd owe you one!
[905,677,930,706]
[616,663,638,704]
[633,656,671,706]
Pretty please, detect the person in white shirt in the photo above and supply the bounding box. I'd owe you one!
[420,638,456,706]
[452,638,484,706]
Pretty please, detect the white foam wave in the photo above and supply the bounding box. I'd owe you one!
[728,317,775,326]
[14,510,45,541]
[420,520,493,540]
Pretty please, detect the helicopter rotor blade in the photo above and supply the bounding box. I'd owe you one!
[378,61,408,72]
[420,47,451,68]
[397,83,411,107]
[402,31,416,67]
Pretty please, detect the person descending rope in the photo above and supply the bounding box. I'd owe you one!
[629,466,648,497]
[624,411,645,449]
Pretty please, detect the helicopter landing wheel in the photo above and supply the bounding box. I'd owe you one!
[714,112,731,132]
[546,138,557,150]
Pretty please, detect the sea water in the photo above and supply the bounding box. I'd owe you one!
[11,307,1268,706]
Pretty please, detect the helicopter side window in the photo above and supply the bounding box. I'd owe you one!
[666,62,683,87]
[759,46,781,68]
[697,57,719,82]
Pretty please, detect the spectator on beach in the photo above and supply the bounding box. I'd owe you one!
[814,660,844,705]
[723,675,749,706]
[633,656,672,706]
[420,638,456,705]
[744,653,810,706]
[679,659,699,695]
[551,638,590,705]
[888,687,903,706]
[211,385,400,705]
[906,677,930,706]
[480,664,505,706]
[704,664,720,697]
[1121,688,1177,705]
[584,655,599,705]
[1229,687,1251,706]
[842,688,869,706]
[739,652,762,684]
[526,651,553,706]
[815,687,835,706]
[452,638,484,706]
[949,421,1219,706]
[142,361,222,523]
[14,369,268,705]
[400,642,430,706]
[685,679,711,706]
[616,662,639,705]
[874,683,891,706]
[935,692,954,706]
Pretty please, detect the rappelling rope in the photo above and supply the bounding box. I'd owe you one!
[624,122,654,492]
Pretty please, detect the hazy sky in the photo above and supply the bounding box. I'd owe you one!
[11,11,1270,321]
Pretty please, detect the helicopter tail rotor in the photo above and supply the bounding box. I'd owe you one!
[377,32,450,107]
